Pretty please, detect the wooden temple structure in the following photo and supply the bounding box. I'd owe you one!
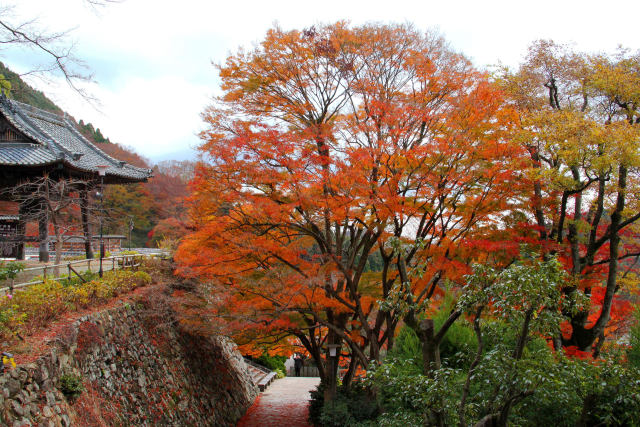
[0,93,152,261]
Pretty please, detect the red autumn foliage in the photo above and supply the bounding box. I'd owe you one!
[176,22,522,385]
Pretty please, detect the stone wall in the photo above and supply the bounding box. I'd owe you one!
[0,294,258,426]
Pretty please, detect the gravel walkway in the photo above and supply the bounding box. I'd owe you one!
[237,377,320,427]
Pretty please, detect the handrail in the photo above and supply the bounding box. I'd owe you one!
[17,254,151,272]
[243,357,272,374]
[0,253,162,295]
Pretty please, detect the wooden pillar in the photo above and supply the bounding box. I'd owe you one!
[80,188,94,259]
[16,201,26,260]
[38,204,49,262]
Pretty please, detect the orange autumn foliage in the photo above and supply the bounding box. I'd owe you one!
[176,22,521,383]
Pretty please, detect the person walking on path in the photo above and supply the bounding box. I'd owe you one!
[294,354,304,377]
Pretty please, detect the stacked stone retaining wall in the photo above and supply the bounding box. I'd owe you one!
[0,294,258,426]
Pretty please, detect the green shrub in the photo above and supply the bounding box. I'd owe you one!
[387,306,477,372]
[0,261,24,281]
[371,332,640,426]
[257,353,287,373]
[58,373,84,399]
[340,381,378,423]
[59,271,99,287]
[628,306,640,368]
[320,400,352,427]
[309,382,326,425]
[309,381,378,427]
[387,326,422,366]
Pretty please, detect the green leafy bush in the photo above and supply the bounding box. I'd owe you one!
[309,381,378,427]
[366,359,461,425]
[367,256,640,427]
[58,373,85,399]
[386,326,421,373]
[308,381,326,425]
[628,306,640,368]
[434,309,477,369]
[387,304,477,372]
[0,261,24,282]
[319,400,352,427]
[256,353,287,373]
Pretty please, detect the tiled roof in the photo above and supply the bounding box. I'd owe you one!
[0,96,152,182]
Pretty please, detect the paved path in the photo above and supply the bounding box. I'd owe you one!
[237,377,320,427]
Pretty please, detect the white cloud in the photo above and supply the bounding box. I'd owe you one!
[36,74,211,157]
[4,0,639,160]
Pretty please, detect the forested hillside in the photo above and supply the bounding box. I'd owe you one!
[0,62,192,247]
[0,62,62,113]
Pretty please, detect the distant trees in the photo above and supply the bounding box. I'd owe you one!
[78,120,110,144]
[92,141,193,247]
[0,61,64,113]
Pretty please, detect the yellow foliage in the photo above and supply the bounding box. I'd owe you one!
[0,270,152,341]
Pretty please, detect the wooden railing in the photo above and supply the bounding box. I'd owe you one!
[0,254,160,295]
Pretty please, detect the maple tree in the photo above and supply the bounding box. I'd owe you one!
[176,22,519,397]
[498,41,640,354]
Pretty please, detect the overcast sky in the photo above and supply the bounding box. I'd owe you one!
[2,0,639,163]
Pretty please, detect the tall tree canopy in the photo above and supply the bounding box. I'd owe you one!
[176,22,519,389]
[498,41,640,353]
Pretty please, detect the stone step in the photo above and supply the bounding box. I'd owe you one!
[244,359,276,392]
[246,365,266,383]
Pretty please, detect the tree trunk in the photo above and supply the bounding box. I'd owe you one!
[80,188,94,259]
[323,331,340,403]
[16,201,26,260]
[341,356,357,391]
[418,319,444,427]
[473,414,499,427]
[38,207,49,262]
[576,394,597,427]
[53,223,62,277]
[419,319,441,376]
[566,165,627,351]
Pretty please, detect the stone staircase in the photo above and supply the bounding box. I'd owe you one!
[244,358,277,392]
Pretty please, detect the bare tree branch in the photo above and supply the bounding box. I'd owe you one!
[0,2,122,102]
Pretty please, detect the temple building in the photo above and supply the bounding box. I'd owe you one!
[0,93,152,261]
